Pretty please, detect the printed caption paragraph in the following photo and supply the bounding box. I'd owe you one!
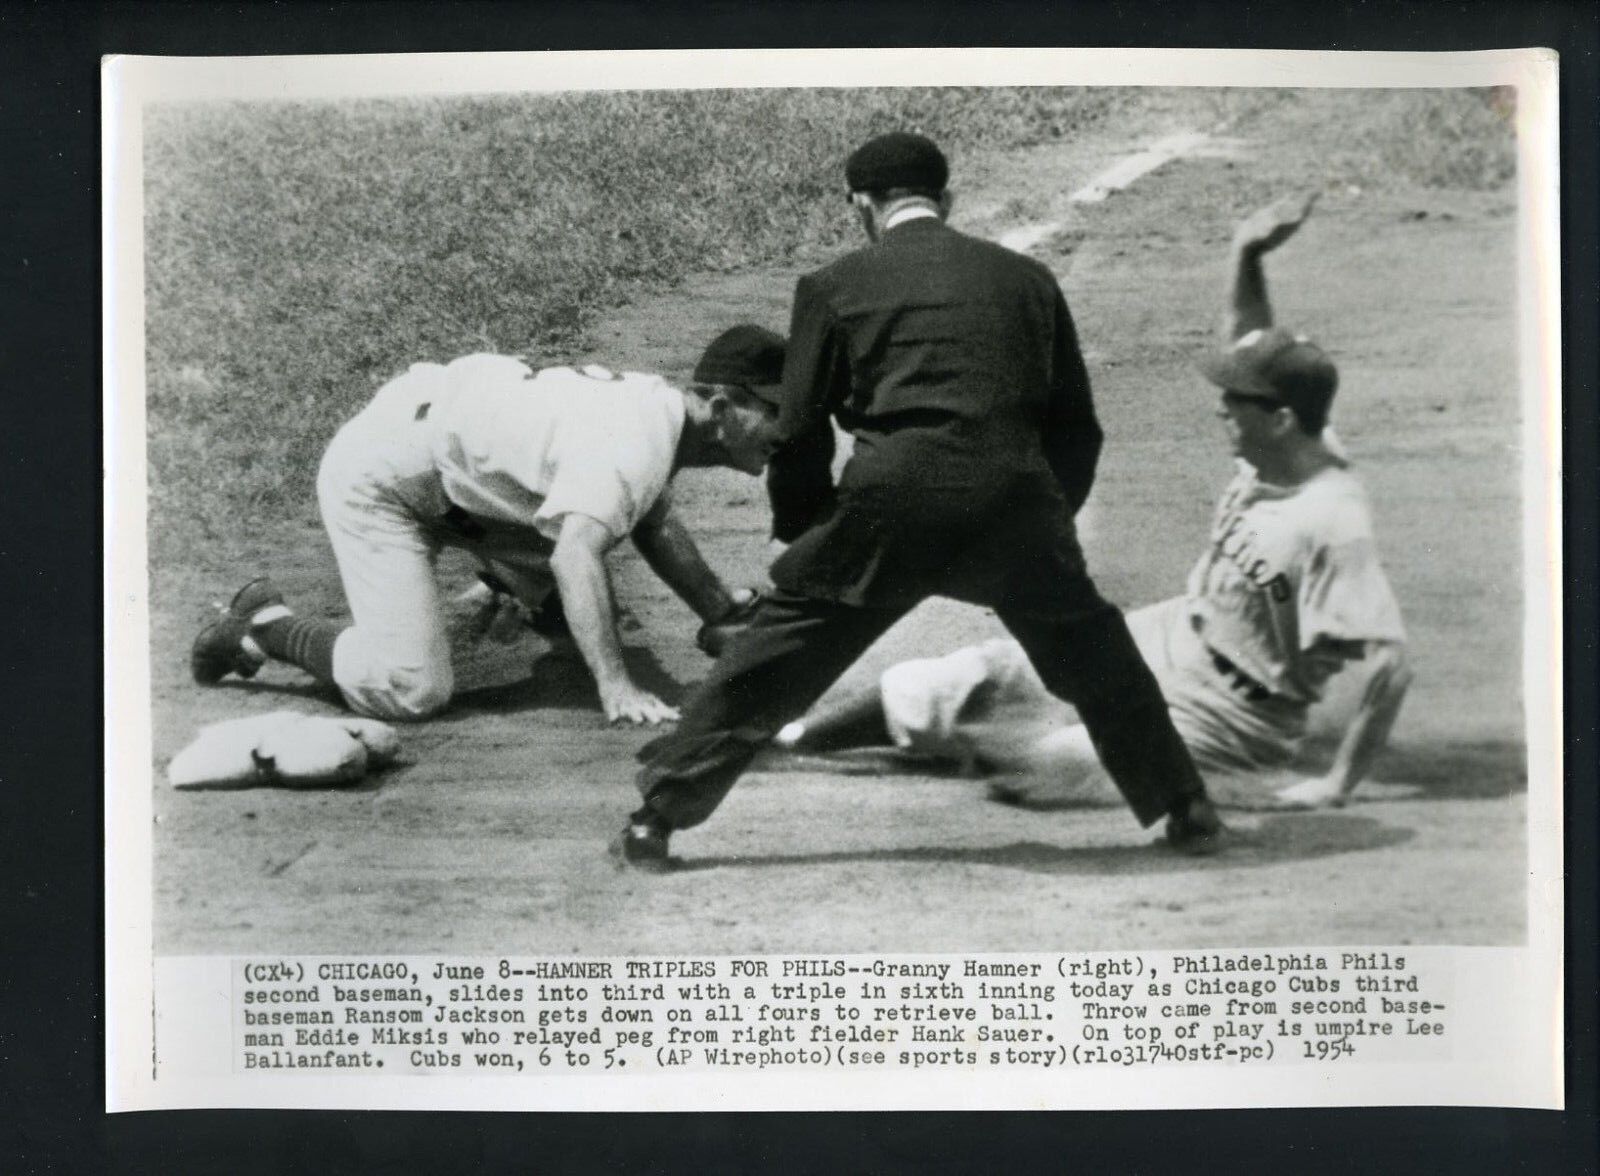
[233,951,1452,1074]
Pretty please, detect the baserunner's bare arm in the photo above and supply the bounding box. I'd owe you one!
[1223,193,1318,341]
[1277,643,1412,807]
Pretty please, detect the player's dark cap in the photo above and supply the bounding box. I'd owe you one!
[1199,326,1338,430]
[846,132,949,194]
[693,324,787,405]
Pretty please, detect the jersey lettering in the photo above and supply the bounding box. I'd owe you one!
[1187,463,1403,704]
[1211,505,1292,602]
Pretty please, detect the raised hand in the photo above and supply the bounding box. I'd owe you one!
[1233,192,1320,255]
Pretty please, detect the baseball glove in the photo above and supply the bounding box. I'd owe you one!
[696,589,763,657]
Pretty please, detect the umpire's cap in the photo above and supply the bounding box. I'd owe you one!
[693,325,787,405]
[846,132,949,194]
[1199,326,1338,431]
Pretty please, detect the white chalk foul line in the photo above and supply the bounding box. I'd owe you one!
[996,222,1061,252]
[997,130,1212,253]
[991,130,1217,543]
[1069,130,1212,203]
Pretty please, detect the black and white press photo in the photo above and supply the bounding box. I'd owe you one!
[104,48,1562,1111]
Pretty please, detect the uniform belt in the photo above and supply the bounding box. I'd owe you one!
[1208,650,1273,703]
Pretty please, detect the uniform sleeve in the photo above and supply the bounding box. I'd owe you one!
[1039,284,1103,514]
[533,386,676,545]
[1298,534,1406,649]
[767,273,848,542]
[534,459,638,545]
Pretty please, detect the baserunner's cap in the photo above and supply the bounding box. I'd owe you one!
[846,132,949,193]
[693,324,787,403]
[1199,326,1338,426]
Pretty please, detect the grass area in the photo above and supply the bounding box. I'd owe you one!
[143,86,1514,562]
[1283,88,1518,190]
[144,87,1131,555]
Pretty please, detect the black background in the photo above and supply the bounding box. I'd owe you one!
[2,1,1595,1171]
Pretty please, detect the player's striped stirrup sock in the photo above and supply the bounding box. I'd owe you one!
[253,615,342,684]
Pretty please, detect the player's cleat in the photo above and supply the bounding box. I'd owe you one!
[190,612,267,684]
[608,817,674,873]
[189,576,286,685]
[227,575,287,621]
[1164,793,1227,856]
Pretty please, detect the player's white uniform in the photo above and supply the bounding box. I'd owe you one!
[880,458,1404,791]
[316,354,685,720]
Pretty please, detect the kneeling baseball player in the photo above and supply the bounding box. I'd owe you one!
[190,326,783,725]
[778,196,1412,809]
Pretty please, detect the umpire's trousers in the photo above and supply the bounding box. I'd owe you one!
[634,586,1208,831]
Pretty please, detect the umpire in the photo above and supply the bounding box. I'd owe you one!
[614,131,1223,869]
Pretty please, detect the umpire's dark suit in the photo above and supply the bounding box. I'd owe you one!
[635,214,1207,830]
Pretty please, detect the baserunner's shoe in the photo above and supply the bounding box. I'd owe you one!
[189,576,285,685]
[1164,793,1227,856]
[608,816,674,873]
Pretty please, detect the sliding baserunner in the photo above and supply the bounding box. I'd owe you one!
[779,196,1412,810]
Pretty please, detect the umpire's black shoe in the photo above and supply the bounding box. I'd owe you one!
[609,815,674,873]
[1164,794,1227,856]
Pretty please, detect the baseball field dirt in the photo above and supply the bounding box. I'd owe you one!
[145,90,1530,955]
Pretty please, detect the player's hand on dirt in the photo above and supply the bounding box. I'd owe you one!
[1234,192,1319,255]
[600,680,681,726]
[1274,774,1348,809]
